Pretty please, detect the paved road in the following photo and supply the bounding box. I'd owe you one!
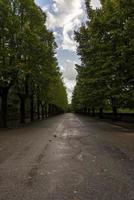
[0,113,134,200]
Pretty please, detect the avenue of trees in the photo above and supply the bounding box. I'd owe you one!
[72,0,134,119]
[0,0,68,127]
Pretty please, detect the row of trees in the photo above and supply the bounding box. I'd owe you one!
[72,0,134,119]
[0,0,68,127]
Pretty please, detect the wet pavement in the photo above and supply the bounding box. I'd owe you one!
[0,113,134,200]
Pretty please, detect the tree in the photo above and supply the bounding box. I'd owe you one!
[0,0,19,127]
[0,0,68,127]
[72,0,134,120]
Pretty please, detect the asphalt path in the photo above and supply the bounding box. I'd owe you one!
[0,113,134,200]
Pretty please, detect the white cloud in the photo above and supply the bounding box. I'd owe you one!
[91,0,101,9]
[43,0,86,51]
[43,0,101,51]
[62,60,77,81]
[41,0,101,101]
[60,60,77,102]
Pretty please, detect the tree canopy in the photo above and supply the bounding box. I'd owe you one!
[72,0,134,119]
[0,0,68,127]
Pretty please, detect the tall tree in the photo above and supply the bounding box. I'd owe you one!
[0,0,19,126]
[72,0,134,119]
[0,0,68,127]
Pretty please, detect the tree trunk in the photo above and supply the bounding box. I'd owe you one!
[84,107,87,114]
[30,95,34,122]
[20,96,25,124]
[99,108,104,119]
[88,108,91,115]
[0,88,8,127]
[92,107,95,117]
[51,104,54,115]
[111,97,118,121]
[41,105,44,119]
[53,105,56,115]
[37,98,40,120]
[45,105,48,118]
[48,104,53,116]
[113,106,117,121]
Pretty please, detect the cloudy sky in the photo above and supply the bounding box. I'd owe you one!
[35,0,100,102]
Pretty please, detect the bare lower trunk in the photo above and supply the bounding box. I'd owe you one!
[99,108,103,119]
[48,104,51,116]
[113,106,117,121]
[111,97,118,121]
[41,105,44,119]
[88,108,91,115]
[45,105,48,118]
[30,95,34,122]
[20,96,26,124]
[37,98,40,120]
[0,88,8,127]
[92,107,95,117]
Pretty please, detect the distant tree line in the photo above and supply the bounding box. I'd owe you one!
[0,0,68,127]
[72,0,134,120]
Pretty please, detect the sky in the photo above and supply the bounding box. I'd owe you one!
[35,0,101,102]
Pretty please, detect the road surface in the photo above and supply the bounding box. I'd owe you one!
[0,113,134,200]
